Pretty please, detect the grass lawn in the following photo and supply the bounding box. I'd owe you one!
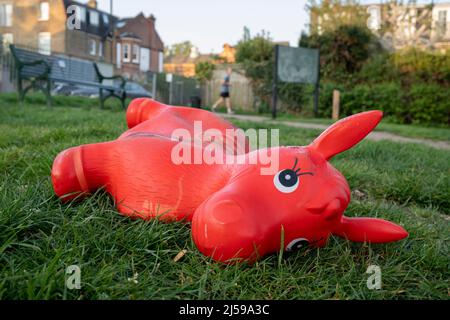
[0,101,449,300]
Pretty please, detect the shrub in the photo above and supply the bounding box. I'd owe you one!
[318,82,449,125]
[407,83,450,125]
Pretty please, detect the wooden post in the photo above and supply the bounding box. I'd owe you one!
[332,89,340,121]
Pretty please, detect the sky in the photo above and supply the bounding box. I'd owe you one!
[94,0,309,53]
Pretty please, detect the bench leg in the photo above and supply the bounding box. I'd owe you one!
[45,79,52,107]
[121,92,126,109]
[99,88,104,109]
[17,78,25,106]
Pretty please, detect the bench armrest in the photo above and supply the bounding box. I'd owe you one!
[102,75,127,89]
[93,62,127,89]
[20,59,51,71]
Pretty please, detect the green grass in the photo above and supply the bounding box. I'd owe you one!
[0,101,449,300]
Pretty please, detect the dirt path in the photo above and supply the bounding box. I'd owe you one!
[222,114,450,150]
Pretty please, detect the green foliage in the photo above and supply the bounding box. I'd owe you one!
[165,41,194,57]
[195,61,215,84]
[408,83,450,125]
[307,0,369,34]
[391,48,450,86]
[235,31,274,108]
[318,82,450,125]
[300,25,378,81]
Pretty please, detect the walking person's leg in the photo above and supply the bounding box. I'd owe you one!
[226,97,233,114]
[212,97,224,112]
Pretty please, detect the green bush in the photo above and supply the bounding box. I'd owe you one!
[408,84,450,125]
[318,82,449,125]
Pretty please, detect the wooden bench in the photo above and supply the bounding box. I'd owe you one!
[9,45,128,108]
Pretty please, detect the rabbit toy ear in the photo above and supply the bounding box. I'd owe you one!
[309,110,383,160]
[333,216,408,243]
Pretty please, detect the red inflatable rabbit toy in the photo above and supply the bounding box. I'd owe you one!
[52,98,408,263]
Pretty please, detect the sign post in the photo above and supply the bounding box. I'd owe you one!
[271,45,279,119]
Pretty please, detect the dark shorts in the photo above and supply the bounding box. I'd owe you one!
[220,92,230,98]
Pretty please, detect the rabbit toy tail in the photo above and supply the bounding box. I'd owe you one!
[52,142,111,202]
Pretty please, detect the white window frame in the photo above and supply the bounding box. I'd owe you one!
[98,41,103,57]
[79,6,86,23]
[89,10,99,27]
[123,43,130,62]
[116,43,122,68]
[89,39,96,56]
[102,14,109,25]
[158,51,163,72]
[367,5,381,31]
[437,10,448,37]
[0,4,13,27]
[38,32,51,55]
[39,2,50,21]
[132,44,140,63]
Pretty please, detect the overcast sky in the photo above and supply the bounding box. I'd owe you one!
[94,0,309,53]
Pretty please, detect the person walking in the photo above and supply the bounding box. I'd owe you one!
[212,67,234,114]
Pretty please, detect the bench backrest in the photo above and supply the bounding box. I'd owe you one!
[11,46,100,83]
[11,46,51,78]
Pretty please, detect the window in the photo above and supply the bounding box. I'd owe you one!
[0,4,13,27]
[89,39,96,56]
[89,10,99,27]
[38,32,51,55]
[437,10,448,37]
[39,2,49,21]
[123,43,130,62]
[102,14,109,25]
[367,6,381,31]
[79,6,86,23]
[132,44,139,63]
[98,41,103,57]
[158,51,163,72]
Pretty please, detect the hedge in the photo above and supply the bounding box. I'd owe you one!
[318,82,450,125]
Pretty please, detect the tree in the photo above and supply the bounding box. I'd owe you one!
[307,0,368,35]
[300,25,377,81]
[195,61,215,84]
[166,41,194,57]
[235,30,274,109]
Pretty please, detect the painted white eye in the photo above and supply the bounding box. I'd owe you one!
[286,238,309,252]
[274,169,299,193]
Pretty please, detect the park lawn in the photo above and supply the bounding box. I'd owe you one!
[0,102,449,300]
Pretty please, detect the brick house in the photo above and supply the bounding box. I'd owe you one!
[115,12,164,79]
[0,0,164,80]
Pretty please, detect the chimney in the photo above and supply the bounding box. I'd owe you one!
[87,0,98,9]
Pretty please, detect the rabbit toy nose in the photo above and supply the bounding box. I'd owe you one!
[210,200,244,225]
[192,197,263,262]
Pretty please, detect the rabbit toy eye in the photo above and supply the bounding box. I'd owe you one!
[274,169,299,193]
[286,238,310,252]
[273,158,314,194]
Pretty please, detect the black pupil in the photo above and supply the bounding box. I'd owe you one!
[279,169,298,187]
